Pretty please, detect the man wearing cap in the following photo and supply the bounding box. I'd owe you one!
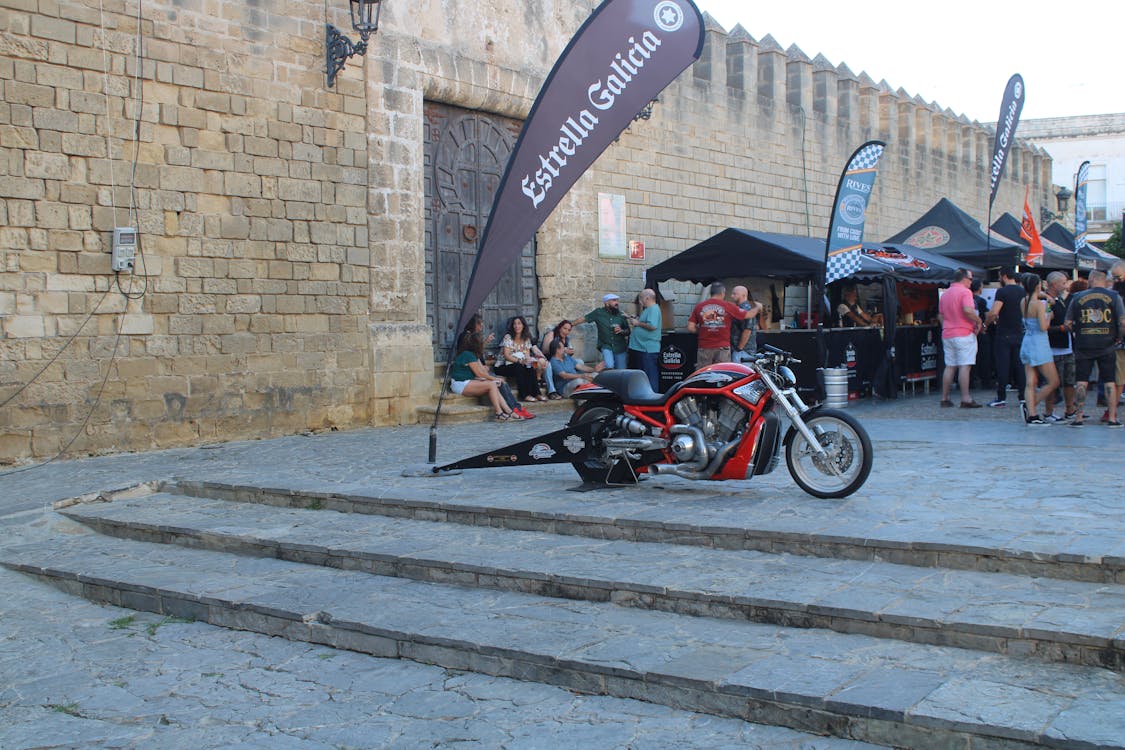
[574,293,631,369]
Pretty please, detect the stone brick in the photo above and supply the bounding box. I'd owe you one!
[23,151,70,179]
[220,215,250,239]
[30,14,75,44]
[3,315,45,337]
[225,172,262,197]
[4,80,53,106]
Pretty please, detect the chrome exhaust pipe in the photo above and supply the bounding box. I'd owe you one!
[655,436,741,480]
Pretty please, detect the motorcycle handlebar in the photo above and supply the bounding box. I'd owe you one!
[755,343,801,364]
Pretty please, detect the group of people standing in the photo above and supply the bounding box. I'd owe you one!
[939,263,1125,426]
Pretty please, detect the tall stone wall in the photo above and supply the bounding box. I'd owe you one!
[0,0,1050,461]
[0,0,374,459]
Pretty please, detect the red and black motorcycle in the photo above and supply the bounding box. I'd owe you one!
[435,344,873,499]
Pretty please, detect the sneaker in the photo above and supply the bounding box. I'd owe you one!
[939,400,954,408]
[1107,420,1123,428]
[515,407,535,419]
[960,401,983,408]
[1100,410,1110,423]
[1064,411,1079,421]
[1068,420,1084,427]
[1026,416,1049,426]
[1019,401,1029,422]
[1043,414,1062,423]
[987,399,1007,408]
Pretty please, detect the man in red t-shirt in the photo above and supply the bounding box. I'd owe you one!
[687,282,752,369]
[937,268,983,408]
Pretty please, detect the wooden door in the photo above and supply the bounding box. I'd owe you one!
[424,102,538,361]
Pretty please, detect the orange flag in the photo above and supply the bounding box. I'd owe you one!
[1020,186,1044,266]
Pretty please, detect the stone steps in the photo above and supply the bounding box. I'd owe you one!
[170,479,1125,585]
[4,531,1122,750]
[415,368,574,424]
[56,490,1125,670]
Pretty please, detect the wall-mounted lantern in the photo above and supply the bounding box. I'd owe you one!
[326,0,385,88]
[1040,186,1074,226]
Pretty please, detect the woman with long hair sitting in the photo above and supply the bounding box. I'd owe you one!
[495,315,548,402]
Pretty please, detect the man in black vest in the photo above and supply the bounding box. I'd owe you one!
[1065,270,1125,427]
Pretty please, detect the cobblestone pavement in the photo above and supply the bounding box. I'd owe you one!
[1,388,1122,749]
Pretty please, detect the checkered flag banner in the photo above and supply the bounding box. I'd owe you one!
[824,140,886,286]
[1074,160,1089,251]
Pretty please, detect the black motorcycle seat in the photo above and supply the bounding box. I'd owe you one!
[592,369,667,405]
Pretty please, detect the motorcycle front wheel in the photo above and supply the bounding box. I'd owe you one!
[784,408,872,499]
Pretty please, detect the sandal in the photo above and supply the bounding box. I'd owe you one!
[547,393,562,400]
[495,412,510,422]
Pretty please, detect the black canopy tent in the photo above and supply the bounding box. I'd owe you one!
[1041,222,1117,272]
[988,213,1078,271]
[884,197,1023,269]
[644,229,979,399]
[644,228,979,290]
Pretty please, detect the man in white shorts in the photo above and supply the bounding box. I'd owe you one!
[938,268,984,408]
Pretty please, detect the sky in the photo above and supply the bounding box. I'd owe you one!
[693,0,1122,123]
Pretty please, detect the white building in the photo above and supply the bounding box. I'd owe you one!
[1020,113,1125,243]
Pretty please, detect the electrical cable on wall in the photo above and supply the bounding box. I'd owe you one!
[0,1,149,474]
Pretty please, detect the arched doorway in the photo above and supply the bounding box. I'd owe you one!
[424,102,538,361]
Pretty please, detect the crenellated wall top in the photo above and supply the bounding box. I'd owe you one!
[692,14,1040,162]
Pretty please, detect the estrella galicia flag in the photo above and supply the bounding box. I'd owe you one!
[1075,160,1090,251]
[824,141,886,285]
[451,0,705,342]
[988,74,1025,210]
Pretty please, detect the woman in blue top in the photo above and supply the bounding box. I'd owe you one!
[1018,273,1058,425]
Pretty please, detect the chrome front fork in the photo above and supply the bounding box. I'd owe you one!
[756,369,827,459]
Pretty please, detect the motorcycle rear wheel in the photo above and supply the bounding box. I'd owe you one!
[784,408,872,499]
[568,402,628,484]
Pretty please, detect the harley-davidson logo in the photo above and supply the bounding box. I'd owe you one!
[904,226,950,249]
[563,435,586,454]
[529,443,556,460]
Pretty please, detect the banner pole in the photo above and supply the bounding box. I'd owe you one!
[986,204,993,272]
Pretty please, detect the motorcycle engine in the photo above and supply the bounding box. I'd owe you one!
[671,395,748,463]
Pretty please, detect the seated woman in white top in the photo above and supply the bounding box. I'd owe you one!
[494,315,548,402]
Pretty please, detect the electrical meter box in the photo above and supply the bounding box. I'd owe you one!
[111,227,136,272]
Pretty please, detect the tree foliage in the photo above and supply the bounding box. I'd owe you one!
[1104,222,1122,258]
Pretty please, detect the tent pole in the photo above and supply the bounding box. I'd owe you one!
[806,282,812,329]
